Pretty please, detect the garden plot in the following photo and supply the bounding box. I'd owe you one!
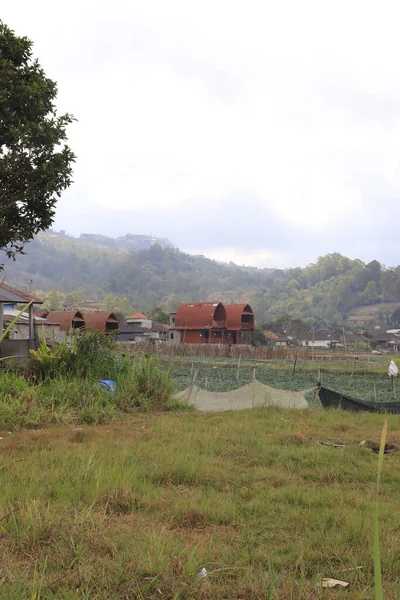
[169,359,400,406]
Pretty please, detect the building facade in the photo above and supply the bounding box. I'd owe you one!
[169,302,255,345]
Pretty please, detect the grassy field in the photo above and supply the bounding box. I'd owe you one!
[0,408,399,599]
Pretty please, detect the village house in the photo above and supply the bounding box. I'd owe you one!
[264,331,279,344]
[117,313,169,343]
[275,335,294,347]
[83,312,119,334]
[370,331,400,352]
[168,302,255,345]
[126,312,152,328]
[4,309,60,345]
[0,282,50,360]
[45,310,85,336]
[117,324,152,343]
[298,331,340,348]
[339,332,367,348]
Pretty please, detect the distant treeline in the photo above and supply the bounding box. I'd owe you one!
[4,231,400,327]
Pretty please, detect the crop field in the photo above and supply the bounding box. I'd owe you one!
[166,356,400,405]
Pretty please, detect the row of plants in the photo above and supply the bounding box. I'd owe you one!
[169,360,399,404]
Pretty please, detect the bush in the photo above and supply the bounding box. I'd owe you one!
[30,331,130,381]
[0,350,179,427]
[116,357,174,411]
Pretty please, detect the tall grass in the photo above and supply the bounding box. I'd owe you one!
[30,331,131,381]
[0,333,180,427]
[374,420,387,600]
[116,357,176,411]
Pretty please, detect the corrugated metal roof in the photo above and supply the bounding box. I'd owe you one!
[4,312,60,326]
[45,311,85,332]
[175,302,226,329]
[225,304,254,331]
[0,282,43,304]
[83,312,119,333]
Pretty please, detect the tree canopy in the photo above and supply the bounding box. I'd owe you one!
[0,22,75,261]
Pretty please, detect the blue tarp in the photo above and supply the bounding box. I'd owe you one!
[97,379,116,393]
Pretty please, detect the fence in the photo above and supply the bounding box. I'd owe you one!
[119,341,364,362]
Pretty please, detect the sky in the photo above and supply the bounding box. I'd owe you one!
[3,0,400,268]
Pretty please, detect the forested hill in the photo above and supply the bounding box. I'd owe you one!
[3,231,400,327]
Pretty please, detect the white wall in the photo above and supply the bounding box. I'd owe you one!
[300,340,332,348]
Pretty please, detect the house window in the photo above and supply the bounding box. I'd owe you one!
[170,333,174,340]
[172,317,175,324]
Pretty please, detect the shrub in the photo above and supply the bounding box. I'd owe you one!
[30,331,130,381]
[116,357,174,411]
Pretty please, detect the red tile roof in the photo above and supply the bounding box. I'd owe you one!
[264,331,279,340]
[127,312,149,320]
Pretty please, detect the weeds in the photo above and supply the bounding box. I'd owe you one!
[30,331,130,381]
[0,332,177,427]
[0,410,399,598]
[374,420,387,600]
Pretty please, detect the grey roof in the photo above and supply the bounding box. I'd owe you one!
[0,282,43,304]
[300,331,340,341]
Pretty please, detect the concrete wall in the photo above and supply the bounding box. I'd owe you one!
[169,329,181,344]
[117,332,151,342]
[300,340,332,348]
[0,339,31,361]
[7,322,60,344]
[126,318,152,328]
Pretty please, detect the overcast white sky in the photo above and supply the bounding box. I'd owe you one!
[4,1,400,267]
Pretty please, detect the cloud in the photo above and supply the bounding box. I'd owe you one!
[3,0,400,267]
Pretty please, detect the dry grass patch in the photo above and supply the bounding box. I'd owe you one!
[0,409,400,598]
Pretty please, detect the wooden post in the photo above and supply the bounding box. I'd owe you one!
[351,358,356,378]
[311,385,319,407]
[312,327,315,362]
[187,370,198,404]
[28,303,34,349]
[236,355,241,381]
[292,347,299,381]
[0,302,3,357]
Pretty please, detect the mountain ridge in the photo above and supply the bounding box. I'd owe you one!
[3,230,400,328]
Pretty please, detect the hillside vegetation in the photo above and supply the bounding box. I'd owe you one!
[4,231,400,326]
